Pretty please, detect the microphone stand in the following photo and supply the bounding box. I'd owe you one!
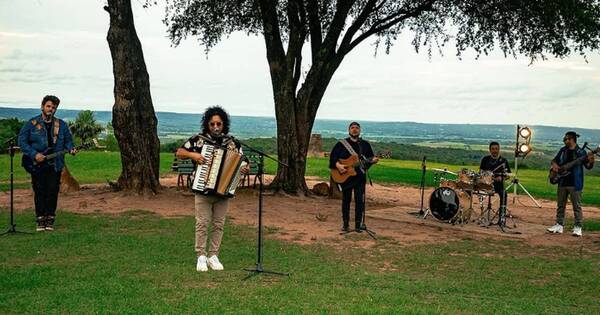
[2,138,30,236]
[233,138,290,280]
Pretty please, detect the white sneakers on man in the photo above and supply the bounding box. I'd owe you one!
[547,224,564,234]
[196,255,208,272]
[207,255,224,270]
[572,226,583,237]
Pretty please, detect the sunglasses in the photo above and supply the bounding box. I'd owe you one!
[209,122,223,127]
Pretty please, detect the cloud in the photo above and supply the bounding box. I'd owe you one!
[0,31,40,38]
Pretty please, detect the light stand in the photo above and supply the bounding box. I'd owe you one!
[507,125,542,208]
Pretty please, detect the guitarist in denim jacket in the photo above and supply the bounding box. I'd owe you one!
[18,95,76,231]
[329,122,379,232]
[547,131,595,237]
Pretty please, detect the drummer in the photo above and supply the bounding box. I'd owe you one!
[479,142,511,211]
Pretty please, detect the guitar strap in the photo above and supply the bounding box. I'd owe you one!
[340,138,373,185]
[53,119,60,146]
[339,139,358,157]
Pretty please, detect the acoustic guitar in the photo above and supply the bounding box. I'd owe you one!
[548,145,598,185]
[330,154,379,184]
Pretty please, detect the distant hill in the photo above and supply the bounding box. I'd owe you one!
[2,107,599,148]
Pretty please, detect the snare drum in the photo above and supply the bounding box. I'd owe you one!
[440,179,458,189]
[476,171,494,192]
[457,169,475,189]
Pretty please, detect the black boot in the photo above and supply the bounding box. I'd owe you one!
[355,222,363,233]
[341,221,349,232]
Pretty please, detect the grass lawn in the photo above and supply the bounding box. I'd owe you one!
[1,210,599,314]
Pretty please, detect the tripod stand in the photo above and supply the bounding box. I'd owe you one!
[505,156,541,208]
[489,190,521,234]
[417,156,431,219]
[1,138,30,236]
[236,139,289,280]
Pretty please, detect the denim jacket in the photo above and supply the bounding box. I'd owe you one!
[552,145,593,191]
[18,114,74,173]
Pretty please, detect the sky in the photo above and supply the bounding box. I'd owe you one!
[1,0,599,129]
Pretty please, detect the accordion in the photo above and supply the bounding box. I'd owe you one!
[191,144,246,197]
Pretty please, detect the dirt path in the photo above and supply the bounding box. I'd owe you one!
[2,175,599,250]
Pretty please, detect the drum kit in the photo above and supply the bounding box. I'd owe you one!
[427,168,515,229]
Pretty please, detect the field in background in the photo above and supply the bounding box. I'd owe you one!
[1,152,598,205]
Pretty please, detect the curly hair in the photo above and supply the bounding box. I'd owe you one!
[41,95,60,107]
[201,106,230,135]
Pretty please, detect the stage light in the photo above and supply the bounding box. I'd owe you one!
[519,144,532,155]
[519,127,531,139]
[515,125,533,158]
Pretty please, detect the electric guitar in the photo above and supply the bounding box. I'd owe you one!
[548,145,598,185]
[22,139,98,175]
[330,154,380,184]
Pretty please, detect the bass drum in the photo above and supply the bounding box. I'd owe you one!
[429,187,460,221]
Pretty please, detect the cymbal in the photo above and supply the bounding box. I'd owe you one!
[431,168,457,175]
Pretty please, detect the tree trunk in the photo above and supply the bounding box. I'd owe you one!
[105,0,161,194]
[269,60,343,194]
[269,95,313,194]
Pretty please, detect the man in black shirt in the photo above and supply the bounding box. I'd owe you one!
[479,142,511,215]
[329,122,379,232]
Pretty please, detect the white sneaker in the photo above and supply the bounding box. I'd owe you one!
[572,226,583,237]
[196,255,208,272]
[207,255,224,271]
[547,224,563,234]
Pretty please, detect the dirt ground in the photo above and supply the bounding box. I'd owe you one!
[2,175,600,250]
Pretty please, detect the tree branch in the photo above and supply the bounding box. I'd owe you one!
[257,0,286,65]
[342,0,437,55]
[306,0,322,63]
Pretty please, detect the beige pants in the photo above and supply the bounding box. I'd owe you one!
[195,194,229,257]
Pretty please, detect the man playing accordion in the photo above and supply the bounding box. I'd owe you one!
[176,106,248,272]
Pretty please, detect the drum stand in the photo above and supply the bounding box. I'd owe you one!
[476,193,494,226]
[488,191,521,234]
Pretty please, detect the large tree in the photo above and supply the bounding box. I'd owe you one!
[105,0,161,194]
[164,0,600,193]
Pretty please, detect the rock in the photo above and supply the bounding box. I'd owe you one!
[312,182,329,196]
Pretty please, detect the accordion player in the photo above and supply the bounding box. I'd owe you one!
[183,134,247,197]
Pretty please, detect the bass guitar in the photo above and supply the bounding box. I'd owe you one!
[330,154,380,184]
[22,139,97,175]
[548,145,599,185]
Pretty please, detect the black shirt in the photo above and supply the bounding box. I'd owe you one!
[44,121,54,152]
[479,155,511,175]
[329,137,375,188]
[561,149,577,187]
[480,155,511,191]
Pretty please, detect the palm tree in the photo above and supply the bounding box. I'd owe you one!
[69,110,103,144]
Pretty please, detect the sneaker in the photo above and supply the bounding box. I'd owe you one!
[572,226,583,237]
[207,255,224,271]
[196,255,208,272]
[45,216,55,231]
[36,217,45,232]
[547,224,563,234]
[341,224,349,232]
